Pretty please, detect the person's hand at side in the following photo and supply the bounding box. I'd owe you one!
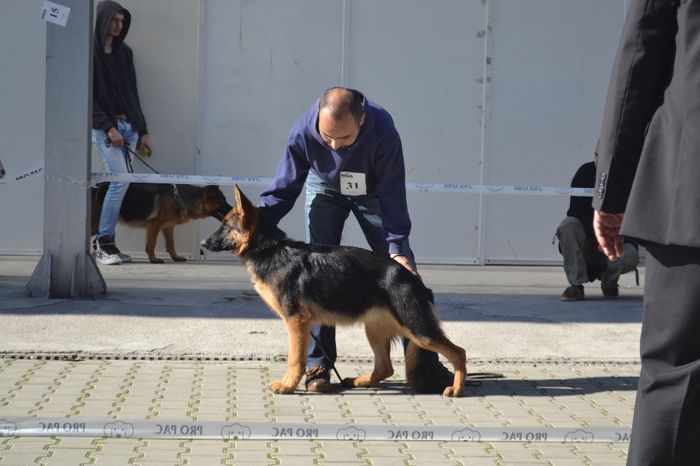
[594,210,624,260]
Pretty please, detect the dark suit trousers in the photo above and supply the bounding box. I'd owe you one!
[627,242,700,466]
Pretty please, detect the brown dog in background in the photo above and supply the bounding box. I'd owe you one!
[91,182,232,263]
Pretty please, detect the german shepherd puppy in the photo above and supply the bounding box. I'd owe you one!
[91,182,232,263]
[202,185,467,396]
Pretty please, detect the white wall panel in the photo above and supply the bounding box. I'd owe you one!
[342,0,485,262]
[197,0,345,252]
[484,0,625,263]
[1,0,629,265]
[0,0,46,254]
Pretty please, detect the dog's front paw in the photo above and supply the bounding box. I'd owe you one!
[442,385,464,398]
[149,257,165,264]
[270,380,296,394]
[171,255,187,262]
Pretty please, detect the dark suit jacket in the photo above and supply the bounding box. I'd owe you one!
[567,161,597,239]
[594,0,700,248]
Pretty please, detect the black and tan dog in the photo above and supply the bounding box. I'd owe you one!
[202,185,467,396]
[92,182,232,263]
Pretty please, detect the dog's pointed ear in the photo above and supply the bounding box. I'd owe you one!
[233,184,242,209]
[233,184,254,212]
[233,184,258,231]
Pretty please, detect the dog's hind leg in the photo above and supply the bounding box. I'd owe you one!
[342,313,395,389]
[162,225,186,262]
[270,315,312,394]
[404,334,467,397]
[145,222,164,263]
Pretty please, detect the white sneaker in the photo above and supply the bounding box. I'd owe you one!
[118,252,132,263]
[94,237,122,265]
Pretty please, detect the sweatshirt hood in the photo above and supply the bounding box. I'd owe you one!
[95,0,131,51]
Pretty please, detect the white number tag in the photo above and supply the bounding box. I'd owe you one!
[41,1,71,27]
[339,171,367,196]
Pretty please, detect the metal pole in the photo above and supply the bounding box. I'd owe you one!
[27,0,106,298]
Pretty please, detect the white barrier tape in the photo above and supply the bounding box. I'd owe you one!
[0,162,594,197]
[46,172,91,188]
[0,162,43,187]
[91,171,270,188]
[92,172,594,197]
[0,418,629,443]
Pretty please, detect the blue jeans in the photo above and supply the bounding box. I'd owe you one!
[304,172,416,369]
[92,119,138,240]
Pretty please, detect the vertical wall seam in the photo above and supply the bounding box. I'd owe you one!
[341,0,351,86]
[477,0,493,265]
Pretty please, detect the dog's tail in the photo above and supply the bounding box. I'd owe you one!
[405,343,454,394]
[404,286,458,394]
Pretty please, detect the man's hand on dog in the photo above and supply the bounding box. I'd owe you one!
[391,253,418,276]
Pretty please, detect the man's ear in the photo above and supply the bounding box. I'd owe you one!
[233,184,258,232]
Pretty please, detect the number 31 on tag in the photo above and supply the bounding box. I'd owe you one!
[340,171,367,196]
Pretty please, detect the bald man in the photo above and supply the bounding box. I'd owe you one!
[258,87,453,393]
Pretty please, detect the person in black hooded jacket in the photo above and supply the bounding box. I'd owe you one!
[556,146,639,301]
[92,0,153,265]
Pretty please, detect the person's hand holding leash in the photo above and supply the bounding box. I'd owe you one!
[593,210,624,261]
[106,127,124,147]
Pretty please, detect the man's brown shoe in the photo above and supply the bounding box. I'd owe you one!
[305,365,334,393]
[561,285,584,301]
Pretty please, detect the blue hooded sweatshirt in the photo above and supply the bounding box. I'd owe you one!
[258,95,411,254]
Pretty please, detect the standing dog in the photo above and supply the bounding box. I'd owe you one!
[92,182,232,263]
[202,185,467,396]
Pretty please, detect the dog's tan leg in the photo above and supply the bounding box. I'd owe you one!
[145,222,164,263]
[162,226,186,262]
[405,334,467,397]
[270,315,312,394]
[343,323,394,388]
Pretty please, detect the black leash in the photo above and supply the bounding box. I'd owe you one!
[464,371,505,386]
[105,137,160,174]
[310,333,344,383]
[105,138,186,210]
[123,143,160,175]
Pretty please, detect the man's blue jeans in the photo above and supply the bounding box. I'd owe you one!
[304,172,416,369]
[92,119,139,240]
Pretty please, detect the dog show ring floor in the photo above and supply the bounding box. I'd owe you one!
[0,256,644,464]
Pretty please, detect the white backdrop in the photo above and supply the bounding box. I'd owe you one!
[1,0,627,264]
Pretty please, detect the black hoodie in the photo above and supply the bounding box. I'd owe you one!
[92,0,147,135]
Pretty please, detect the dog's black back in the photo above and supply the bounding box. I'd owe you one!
[93,182,230,222]
[211,215,444,341]
[94,182,167,221]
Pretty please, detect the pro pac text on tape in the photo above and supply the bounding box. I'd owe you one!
[0,417,629,443]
